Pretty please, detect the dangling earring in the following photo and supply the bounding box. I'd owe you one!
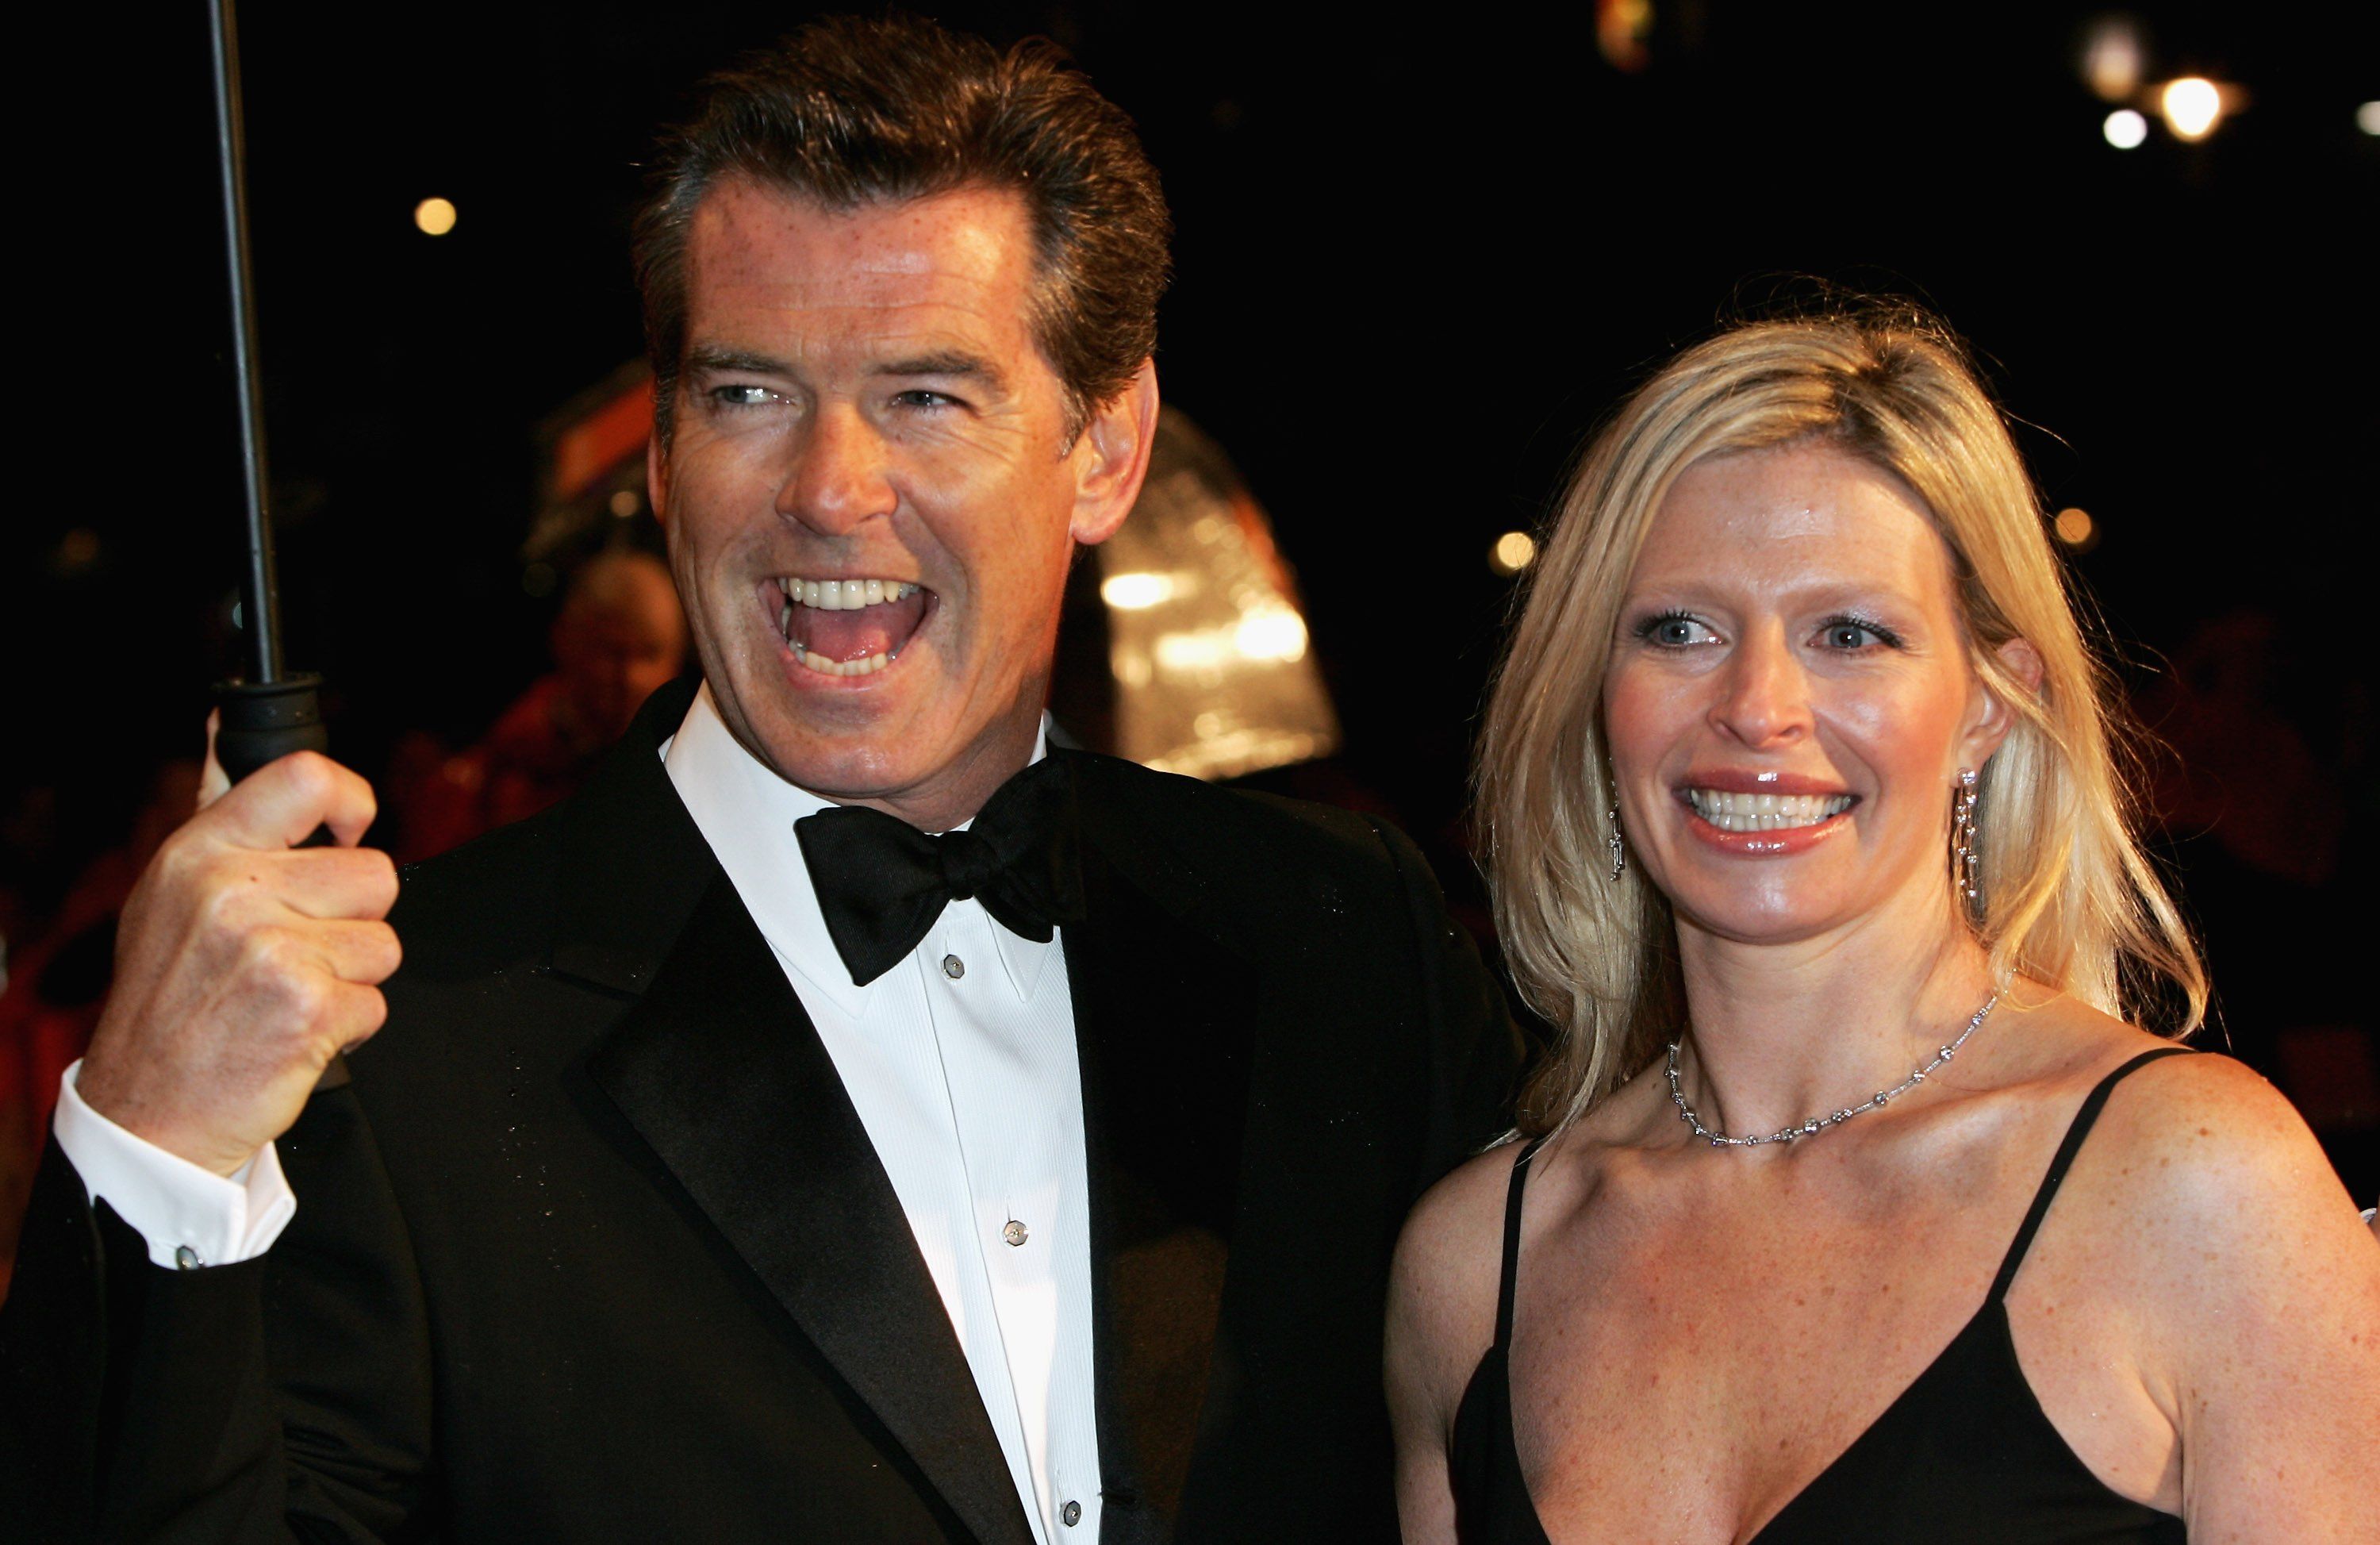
[1951,767,1980,904]
[1606,797,1626,882]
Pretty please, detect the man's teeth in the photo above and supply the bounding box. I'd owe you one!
[776,576,920,612]
[797,649,892,678]
[1687,789,1855,833]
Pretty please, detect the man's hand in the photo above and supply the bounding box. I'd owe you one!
[75,717,401,1177]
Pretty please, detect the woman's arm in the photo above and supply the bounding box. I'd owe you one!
[2111,1057,2380,1537]
[1387,1146,1516,1545]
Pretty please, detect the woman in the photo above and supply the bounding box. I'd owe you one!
[1388,308,2380,1542]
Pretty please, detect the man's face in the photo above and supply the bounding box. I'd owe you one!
[651,179,1151,828]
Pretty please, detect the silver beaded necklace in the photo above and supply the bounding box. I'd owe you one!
[1665,993,2001,1148]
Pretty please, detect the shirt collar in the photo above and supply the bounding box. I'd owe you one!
[659,682,1058,1014]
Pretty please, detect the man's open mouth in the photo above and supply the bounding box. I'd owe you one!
[774,575,932,677]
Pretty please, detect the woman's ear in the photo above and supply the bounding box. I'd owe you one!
[1964,636,2046,766]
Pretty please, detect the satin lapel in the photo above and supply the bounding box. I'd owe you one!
[1064,812,1259,1539]
[584,880,1035,1545]
[556,688,1032,1545]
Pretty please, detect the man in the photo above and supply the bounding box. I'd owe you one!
[2,17,1513,1542]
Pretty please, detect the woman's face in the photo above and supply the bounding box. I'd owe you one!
[1603,443,2013,949]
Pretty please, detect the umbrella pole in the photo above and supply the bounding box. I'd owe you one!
[207,0,328,782]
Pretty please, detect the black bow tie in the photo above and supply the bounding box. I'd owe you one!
[793,755,1085,987]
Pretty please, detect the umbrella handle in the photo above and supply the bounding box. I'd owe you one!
[216,674,334,852]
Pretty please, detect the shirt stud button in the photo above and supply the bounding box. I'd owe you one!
[174,1244,203,1270]
[942,954,965,979]
[1061,1501,1081,1527]
[1002,1219,1029,1247]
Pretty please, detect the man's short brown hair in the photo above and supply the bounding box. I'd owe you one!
[632,13,1173,448]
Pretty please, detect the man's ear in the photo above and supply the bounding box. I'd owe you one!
[1964,635,2046,767]
[646,429,671,532]
[1068,359,1159,548]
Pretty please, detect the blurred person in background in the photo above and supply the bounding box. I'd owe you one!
[397,547,686,859]
[1388,308,2380,1543]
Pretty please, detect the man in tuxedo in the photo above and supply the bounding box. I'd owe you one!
[2,16,1513,1542]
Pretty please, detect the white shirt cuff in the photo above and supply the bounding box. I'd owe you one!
[52,1059,297,1270]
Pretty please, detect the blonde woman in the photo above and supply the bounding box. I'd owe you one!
[1388,309,2380,1543]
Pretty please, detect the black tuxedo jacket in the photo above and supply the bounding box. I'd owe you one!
[3,679,1514,1542]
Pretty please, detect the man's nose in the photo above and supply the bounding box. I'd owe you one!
[777,405,896,536]
[1709,625,1812,749]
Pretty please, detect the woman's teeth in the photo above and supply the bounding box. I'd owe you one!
[1686,789,1855,832]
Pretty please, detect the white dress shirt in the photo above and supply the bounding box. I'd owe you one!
[53,682,1101,1544]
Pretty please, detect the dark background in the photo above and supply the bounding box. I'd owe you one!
[6,2,2375,1191]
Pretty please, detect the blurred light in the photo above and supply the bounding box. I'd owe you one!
[413,196,458,236]
[1488,530,1538,575]
[1595,0,1653,72]
[1153,630,1226,673]
[1100,571,1179,609]
[1234,605,1309,663]
[53,527,101,575]
[607,489,641,518]
[2081,16,2145,102]
[2159,78,2222,140]
[2359,102,2380,136]
[2052,507,2097,549]
[2103,109,2148,149]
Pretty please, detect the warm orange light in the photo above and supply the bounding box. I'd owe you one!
[2052,507,2097,548]
[2160,78,2222,140]
[413,196,459,236]
[1489,531,1538,575]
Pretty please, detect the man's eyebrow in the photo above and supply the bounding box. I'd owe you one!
[875,350,1008,392]
[685,345,789,376]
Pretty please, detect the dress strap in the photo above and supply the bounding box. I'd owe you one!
[1988,1046,2195,1302]
[1494,1138,1549,1350]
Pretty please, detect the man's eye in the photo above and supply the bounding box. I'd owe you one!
[709,384,778,409]
[891,389,957,410]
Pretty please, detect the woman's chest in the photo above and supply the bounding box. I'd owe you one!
[1506,1174,2016,1538]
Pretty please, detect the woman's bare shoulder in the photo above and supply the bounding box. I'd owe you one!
[2047,1030,2380,1532]
[1394,1144,1526,1337]
[2063,1036,2367,1252]
[1388,1140,1532,1424]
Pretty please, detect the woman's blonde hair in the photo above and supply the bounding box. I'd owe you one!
[1477,304,2205,1138]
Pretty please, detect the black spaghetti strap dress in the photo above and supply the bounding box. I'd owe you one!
[1448,1047,2194,1543]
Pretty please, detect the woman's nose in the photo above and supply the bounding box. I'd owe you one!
[776,405,896,536]
[1710,627,1812,749]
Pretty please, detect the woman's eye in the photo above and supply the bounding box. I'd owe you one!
[1815,617,1898,650]
[1637,613,1714,648]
